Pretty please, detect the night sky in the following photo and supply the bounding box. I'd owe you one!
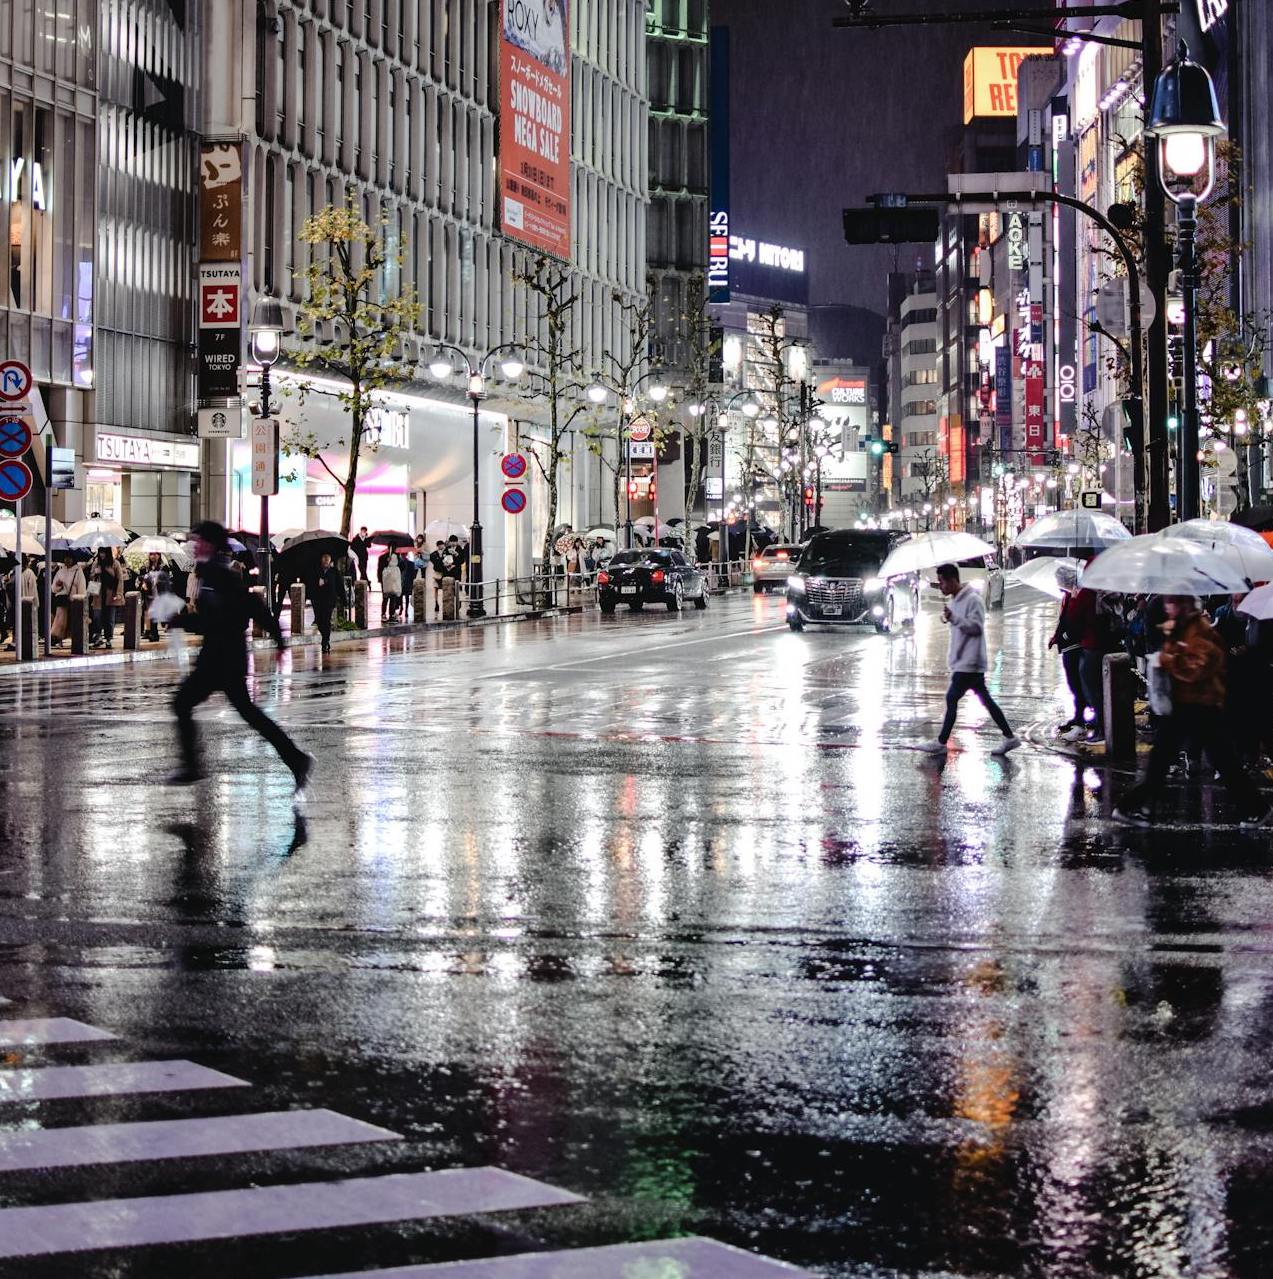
[713,0,1041,324]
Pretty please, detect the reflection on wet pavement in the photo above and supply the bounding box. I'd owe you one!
[0,592,1271,1277]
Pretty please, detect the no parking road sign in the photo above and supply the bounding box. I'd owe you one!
[0,417,33,458]
[501,488,527,515]
[0,361,32,401]
[0,458,33,502]
[501,452,528,481]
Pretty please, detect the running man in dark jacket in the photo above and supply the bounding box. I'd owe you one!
[168,521,313,790]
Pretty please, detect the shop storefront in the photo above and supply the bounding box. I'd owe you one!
[89,430,200,533]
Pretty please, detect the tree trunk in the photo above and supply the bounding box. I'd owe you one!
[338,407,365,538]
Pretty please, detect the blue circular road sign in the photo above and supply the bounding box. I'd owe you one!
[0,458,33,502]
[502,488,527,515]
[0,417,32,459]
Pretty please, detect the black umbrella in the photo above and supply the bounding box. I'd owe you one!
[232,529,262,551]
[274,532,350,584]
[368,529,415,549]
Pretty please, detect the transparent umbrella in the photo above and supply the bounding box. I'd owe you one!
[1159,519,1273,585]
[22,515,66,539]
[1080,536,1249,595]
[0,528,45,558]
[123,535,194,572]
[1014,509,1131,552]
[66,517,128,542]
[1236,583,1273,621]
[1009,556,1084,601]
[878,531,997,580]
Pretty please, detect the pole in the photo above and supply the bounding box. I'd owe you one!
[1141,14,1173,531]
[622,408,633,550]
[718,412,727,579]
[259,365,273,613]
[469,390,486,618]
[1178,196,1201,522]
[43,494,51,658]
[12,497,21,663]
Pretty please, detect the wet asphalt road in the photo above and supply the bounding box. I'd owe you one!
[0,588,1272,1278]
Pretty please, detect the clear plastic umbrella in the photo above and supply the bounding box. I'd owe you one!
[66,517,128,542]
[123,535,194,572]
[1014,509,1131,552]
[1080,535,1249,595]
[0,528,45,558]
[878,531,996,580]
[71,529,127,551]
[424,519,469,542]
[22,515,66,539]
[1010,556,1084,600]
[1159,519,1273,584]
[1237,583,1273,621]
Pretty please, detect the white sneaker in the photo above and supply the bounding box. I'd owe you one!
[1061,726,1086,743]
[917,739,948,754]
[992,736,1022,756]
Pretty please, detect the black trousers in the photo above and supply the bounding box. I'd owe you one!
[174,660,306,775]
[940,672,1013,743]
[1062,648,1088,723]
[1122,703,1266,818]
[314,605,333,649]
[1080,650,1105,729]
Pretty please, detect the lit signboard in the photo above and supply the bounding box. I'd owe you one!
[962,47,1038,124]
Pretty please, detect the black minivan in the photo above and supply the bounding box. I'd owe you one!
[784,530,914,633]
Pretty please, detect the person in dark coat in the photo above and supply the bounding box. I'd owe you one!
[309,551,344,654]
[167,521,312,790]
[350,526,370,581]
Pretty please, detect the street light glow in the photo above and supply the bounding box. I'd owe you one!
[648,383,669,403]
[742,401,761,418]
[1163,130,1208,179]
[429,359,454,380]
[499,358,525,379]
[586,384,609,404]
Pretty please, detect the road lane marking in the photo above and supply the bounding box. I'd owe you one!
[0,1109,400,1173]
[0,1168,583,1259]
[306,1236,816,1277]
[0,1060,250,1104]
[0,1017,118,1047]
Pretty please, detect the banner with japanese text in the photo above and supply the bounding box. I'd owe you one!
[1024,355,1046,465]
[499,0,571,261]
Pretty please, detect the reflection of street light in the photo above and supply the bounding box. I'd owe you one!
[428,342,525,617]
[1147,42,1226,522]
[249,291,284,607]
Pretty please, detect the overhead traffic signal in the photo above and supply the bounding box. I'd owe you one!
[843,206,941,245]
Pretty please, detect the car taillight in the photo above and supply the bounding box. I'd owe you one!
[776,552,788,560]
[597,571,610,585]
[753,559,765,570]
[651,570,665,584]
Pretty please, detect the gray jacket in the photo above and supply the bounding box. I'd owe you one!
[946,584,988,673]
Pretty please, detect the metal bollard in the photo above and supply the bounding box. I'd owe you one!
[250,586,268,638]
[122,591,143,650]
[69,596,90,655]
[354,579,369,629]
[20,601,37,662]
[289,583,306,640]
[1103,652,1138,758]
[412,578,427,624]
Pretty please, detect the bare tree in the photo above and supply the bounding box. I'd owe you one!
[283,201,421,537]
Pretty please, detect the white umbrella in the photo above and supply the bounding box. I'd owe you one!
[584,527,617,544]
[270,527,305,549]
[1010,556,1084,601]
[1237,583,1273,621]
[424,518,468,542]
[878,531,997,580]
[71,529,127,550]
[0,528,45,557]
[124,535,194,571]
[21,515,66,539]
[66,517,128,541]
[1080,535,1249,595]
[1159,520,1273,585]
[1014,509,1131,552]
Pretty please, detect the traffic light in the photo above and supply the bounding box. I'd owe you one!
[869,438,885,456]
[1167,415,1179,433]
[627,480,638,498]
[843,206,941,246]
[803,485,815,506]
[1121,396,1144,454]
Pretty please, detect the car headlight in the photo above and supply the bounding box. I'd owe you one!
[787,575,806,593]
[864,577,884,593]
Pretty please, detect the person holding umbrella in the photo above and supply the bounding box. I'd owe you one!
[308,551,344,654]
[1114,595,1269,826]
[166,521,313,791]
[919,563,1021,757]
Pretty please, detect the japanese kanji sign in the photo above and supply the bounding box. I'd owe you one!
[198,142,245,406]
[250,417,280,497]
[199,265,241,328]
[199,143,243,262]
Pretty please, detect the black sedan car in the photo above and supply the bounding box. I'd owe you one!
[597,550,709,613]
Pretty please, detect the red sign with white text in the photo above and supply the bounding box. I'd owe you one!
[499,0,571,261]
[1024,357,1046,464]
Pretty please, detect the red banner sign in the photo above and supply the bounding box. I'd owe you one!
[499,1,571,261]
[1024,356,1046,464]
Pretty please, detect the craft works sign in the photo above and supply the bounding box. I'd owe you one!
[499,0,571,261]
[199,265,241,328]
[963,47,1037,124]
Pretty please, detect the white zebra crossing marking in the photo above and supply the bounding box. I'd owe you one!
[0,1108,400,1172]
[0,1167,583,1259]
[0,1017,117,1047]
[300,1236,817,1277]
[0,1059,249,1103]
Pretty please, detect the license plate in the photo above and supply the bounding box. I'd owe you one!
[822,605,842,617]
[620,586,637,595]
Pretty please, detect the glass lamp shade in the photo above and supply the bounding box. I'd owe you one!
[499,358,525,379]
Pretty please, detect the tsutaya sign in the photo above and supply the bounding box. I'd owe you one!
[8,159,47,211]
[729,236,805,273]
[97,432,200,469]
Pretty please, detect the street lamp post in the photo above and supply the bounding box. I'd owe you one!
[585,373,668,551]
[249,292,284,610]
[687,392,761,579]
[1146,44,1227,524]
[427,344,525,618]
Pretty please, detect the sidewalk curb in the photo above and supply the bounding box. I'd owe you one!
[0,604,589,677]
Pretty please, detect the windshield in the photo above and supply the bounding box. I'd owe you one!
[609,551,671,567]
[800,537,890,578]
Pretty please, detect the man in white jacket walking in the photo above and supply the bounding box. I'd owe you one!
[920,563,1021,756]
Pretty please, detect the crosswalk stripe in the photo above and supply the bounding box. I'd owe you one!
[0,1167,583,1259]
[300,1236,817,1277]
[0,1108,400,1173]
[0,1059,249,1104]
[0,1017,117,1047]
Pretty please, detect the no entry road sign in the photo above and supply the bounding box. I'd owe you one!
[0,361,33,401]
[0,417,32,458]
[0,458,33,502]
[501,488,527,515]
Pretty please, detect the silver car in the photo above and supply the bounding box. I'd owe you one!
[751,544,803,593]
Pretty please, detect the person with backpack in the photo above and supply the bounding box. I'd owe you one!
[1114,595,1270,826]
